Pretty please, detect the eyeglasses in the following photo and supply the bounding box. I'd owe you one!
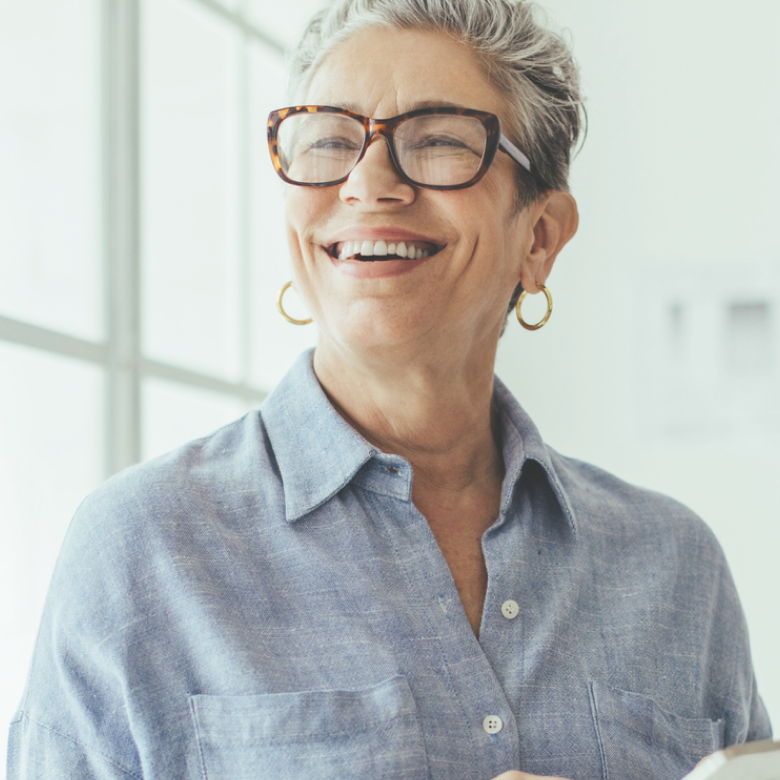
[267,105,532,190]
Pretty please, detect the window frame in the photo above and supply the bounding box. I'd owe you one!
[0,0,284,477]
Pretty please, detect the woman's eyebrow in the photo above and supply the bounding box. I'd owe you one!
[328,99,466,114]
[407,99,464,109]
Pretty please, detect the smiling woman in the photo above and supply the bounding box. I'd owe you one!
[7,1,772,779]
[278,25,577,371]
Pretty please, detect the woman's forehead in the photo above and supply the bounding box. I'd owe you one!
[303,26,509,119]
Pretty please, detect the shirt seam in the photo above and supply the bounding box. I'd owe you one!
[191,707,419,742]
[17,712,143,780]
[352,477,410,502]
[189,697,209,780]
[587,682,609,780]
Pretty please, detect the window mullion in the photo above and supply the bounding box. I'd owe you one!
[105,0,142,475]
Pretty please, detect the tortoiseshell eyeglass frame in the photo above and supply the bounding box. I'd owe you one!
[267,105,533,190]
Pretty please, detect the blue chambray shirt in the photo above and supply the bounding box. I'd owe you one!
[8,350,770,780]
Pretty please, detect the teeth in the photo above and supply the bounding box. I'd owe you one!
[336,239,434,260]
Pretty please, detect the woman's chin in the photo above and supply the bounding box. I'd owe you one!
[318,302,438,354]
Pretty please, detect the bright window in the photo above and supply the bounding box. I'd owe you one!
[0,0,315,768]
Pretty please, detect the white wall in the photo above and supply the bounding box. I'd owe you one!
[496,0,780,727]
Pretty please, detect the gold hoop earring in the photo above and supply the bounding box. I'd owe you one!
[516,285,553,331]
[277,281,312,325]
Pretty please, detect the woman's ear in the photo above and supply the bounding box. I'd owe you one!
[519,191,579,293]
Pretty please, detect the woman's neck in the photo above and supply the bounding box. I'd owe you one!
[312,339,504,495]
[314,338,506,637]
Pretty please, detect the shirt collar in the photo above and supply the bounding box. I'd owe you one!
[262,349,577,535]
[493,375,578,536]
[261,350,376,522]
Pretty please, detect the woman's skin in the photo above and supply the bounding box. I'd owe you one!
[284,25,578,780]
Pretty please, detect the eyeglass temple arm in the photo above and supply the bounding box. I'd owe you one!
[499,134,532,173]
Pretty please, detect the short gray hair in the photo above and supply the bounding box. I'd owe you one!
[288,0,585,208]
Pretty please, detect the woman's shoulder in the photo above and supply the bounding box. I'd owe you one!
[547,447,725,561]
[40,410,287,634]
[65,410,284,554]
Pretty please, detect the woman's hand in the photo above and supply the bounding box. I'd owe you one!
[490,773,572,780]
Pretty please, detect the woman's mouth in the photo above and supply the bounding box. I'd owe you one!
[327,239,441,261]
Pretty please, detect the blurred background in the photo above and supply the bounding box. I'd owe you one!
[1,0,778,772]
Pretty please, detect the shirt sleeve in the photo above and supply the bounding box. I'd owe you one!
[745,677,773,742]
[6,486,147,780]
[7,714,141,780]
[708,533,773,745]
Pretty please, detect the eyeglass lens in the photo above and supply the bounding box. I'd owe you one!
[276,113,489,187]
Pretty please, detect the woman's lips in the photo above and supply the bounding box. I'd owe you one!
[329,255,429,278]
[323,228,445,262]
[322,229,445,276]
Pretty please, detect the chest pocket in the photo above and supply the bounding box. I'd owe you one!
[190,675,428,780]
[589,681,725,780]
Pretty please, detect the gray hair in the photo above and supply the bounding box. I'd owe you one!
[288,0,585,209]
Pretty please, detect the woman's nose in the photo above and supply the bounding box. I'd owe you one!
[339,135,415,206]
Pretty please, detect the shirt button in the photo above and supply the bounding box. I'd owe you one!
[483,715,503,734]
[501,600,519,619]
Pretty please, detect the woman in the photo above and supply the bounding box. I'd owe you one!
[8,0,770,778]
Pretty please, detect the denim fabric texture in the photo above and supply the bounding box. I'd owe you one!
[8,350,771,780]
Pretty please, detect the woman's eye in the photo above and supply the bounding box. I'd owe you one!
[409,135,481,157]
[418,134,466,148]
[308,136,360,151]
